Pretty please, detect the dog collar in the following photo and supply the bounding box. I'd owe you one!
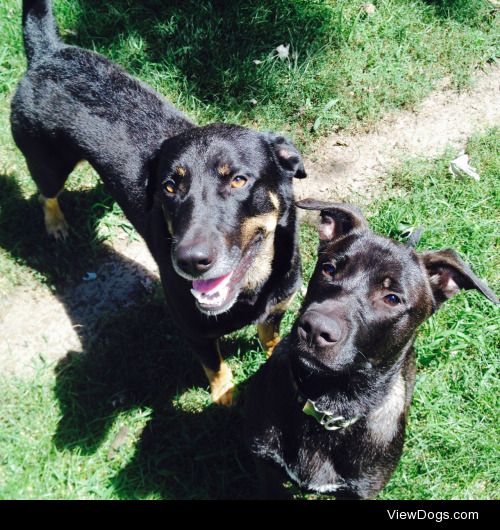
[302,398,360,431]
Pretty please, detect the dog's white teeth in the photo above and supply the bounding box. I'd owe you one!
[190,286,230,307]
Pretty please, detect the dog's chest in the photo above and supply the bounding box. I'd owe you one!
[258,425,345,494]
[292,445,343,494]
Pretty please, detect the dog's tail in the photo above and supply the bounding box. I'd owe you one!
[22,0,61,66]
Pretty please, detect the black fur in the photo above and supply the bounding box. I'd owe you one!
[11,1,305,395]
[245,201,498,499]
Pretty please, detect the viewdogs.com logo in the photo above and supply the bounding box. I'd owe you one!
[387,510,478,523]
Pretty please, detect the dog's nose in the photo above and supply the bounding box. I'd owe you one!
[297,311,342,348]
[176,241,215,276]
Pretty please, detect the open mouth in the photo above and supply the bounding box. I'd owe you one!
[190,271,235,311]
[189,239,261,315]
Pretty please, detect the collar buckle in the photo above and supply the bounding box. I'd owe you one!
[302,399,359,431]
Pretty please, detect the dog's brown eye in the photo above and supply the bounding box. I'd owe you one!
[322,263,336,277]
[384,294,401,306]
[231,175,247,189]
[165,179,176,194]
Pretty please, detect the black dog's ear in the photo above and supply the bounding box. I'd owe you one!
[145,152,160,212]
[420,249,499,307]
[266,133,307,179]
[296,199,368,241]
[146,137,173,212]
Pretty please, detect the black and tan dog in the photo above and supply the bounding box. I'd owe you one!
[245,200,498,499]
[11,1,306,404]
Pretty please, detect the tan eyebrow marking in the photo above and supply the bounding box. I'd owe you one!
[217,164,231,176]
[176,166,186,177]
[383,278,392,288]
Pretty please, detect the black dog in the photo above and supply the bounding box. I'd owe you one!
[245,200,498,499]
[11,1,307,404]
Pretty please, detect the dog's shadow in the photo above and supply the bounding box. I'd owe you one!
[0,173,258,499]
[54,303,257,500]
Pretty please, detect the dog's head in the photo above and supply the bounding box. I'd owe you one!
[152,124,306,315]
[291,199,498,379]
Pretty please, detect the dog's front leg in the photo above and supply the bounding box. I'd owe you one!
[196,340,235,406]
[257,294,295,357]
[257,318,282,358]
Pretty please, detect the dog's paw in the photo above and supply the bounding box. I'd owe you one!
[212,383,237,407]
[41,196,69,240]
[46,216,69,240]
[207,361,236,407]
[264,336,281,358]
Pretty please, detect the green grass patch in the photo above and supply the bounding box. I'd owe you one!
[0,0,498,145]
[0,0,498,500]
[0,128,498,499]
[371,128,500,500]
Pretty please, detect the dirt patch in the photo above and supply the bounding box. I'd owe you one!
[1,64,499,376]
[295,63,500,203]
[0,238,159,377]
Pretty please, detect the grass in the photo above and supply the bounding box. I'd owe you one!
[0,0,498,500]
[0,128,498,499]
[371,129,500,500]
[0,0,498,146]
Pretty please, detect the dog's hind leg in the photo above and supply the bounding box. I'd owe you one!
[198,340,235,406]
[18,139,79,239]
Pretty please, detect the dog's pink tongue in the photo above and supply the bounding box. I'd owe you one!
[192,272,232,294]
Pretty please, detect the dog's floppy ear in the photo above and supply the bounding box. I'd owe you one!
[266,133,307,179]
[420,249,499,307]
[296,199,368,241]
[145,137,174,211]
[145,150,162,212]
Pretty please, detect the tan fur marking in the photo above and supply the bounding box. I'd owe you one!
[367,373,406,446]
[257,294,295,356]
[270,293,296,315]
[240,210,279,291]
[257,322,281,357]
[217,164,231,176]
[383,278,391,288]
[202,349,235,406]
[166,218,174,236]
[269,191,280,210]
[176,166,186,177]
[163,212,174,236]
[40,195,68,240]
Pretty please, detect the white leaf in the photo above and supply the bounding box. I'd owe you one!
[276,44,290,60]
[448,153,480,181]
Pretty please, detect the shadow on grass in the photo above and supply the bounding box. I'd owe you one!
[0,173,112,284]
[53,301,258,499]
[68,0,338,116]
[53,302,257,499]
[422,0,496,24]
[67,0,495,126]
[0,173,258,498]
[112,395,256,499]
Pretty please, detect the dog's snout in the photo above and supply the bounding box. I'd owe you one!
[176,240,215,276]
[298,311,342,348]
